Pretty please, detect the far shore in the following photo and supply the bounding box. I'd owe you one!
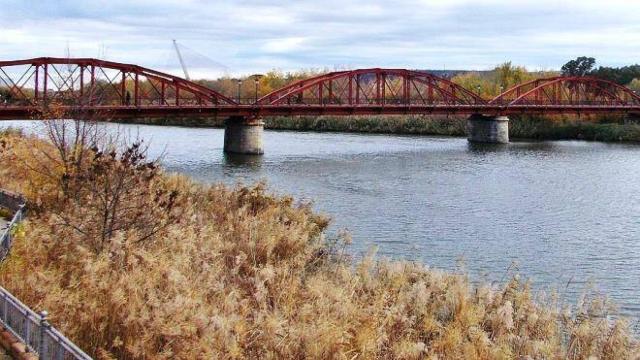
[106,114,640,143]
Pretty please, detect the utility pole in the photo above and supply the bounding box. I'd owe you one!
[173,39,190,80]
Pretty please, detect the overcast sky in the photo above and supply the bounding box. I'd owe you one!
[1,0,639,78]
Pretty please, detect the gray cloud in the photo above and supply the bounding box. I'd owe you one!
[0,0,638,78]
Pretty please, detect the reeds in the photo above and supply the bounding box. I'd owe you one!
[0,131,638,359]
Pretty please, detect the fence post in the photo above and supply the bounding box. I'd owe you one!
[2,292,6,323]
[39,310,49,357]
[18,204,25,221]
[24,309,30,352]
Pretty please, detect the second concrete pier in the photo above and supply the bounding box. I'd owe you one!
[467,114,509,144]
[223,116,265,155]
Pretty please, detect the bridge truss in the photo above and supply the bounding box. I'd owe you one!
[0,57,235,118]
[0,58,639,120]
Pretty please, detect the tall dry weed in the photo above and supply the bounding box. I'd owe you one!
[0,131,638,359]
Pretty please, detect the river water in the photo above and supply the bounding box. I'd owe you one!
[3,121,640,320]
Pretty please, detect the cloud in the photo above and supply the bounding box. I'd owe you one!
[0,0,638,78]
[261,37,307,53]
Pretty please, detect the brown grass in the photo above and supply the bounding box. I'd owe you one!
[0,130,638,359]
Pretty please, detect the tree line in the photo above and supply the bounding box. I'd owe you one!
[193,57,640,101]
[561,56,640,92]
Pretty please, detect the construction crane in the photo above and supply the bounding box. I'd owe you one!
[172,39,190,80]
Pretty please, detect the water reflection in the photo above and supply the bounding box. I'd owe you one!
[466,142,509,153]
[223,153,263,169]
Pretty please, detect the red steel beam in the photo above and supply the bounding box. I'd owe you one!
[34,65,39,101]
[134,73,139,107]
[2,58,640,121]
[43,64,48,103]
[3,104,640,121]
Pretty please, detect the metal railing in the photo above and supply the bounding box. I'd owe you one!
[0,190,92,360]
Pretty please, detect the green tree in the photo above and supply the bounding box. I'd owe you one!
[628,78,640,93]
[590,65,640,85]
[0,87,14,104]
[561,56,596,76]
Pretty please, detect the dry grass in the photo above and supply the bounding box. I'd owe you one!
[0,130,638,359]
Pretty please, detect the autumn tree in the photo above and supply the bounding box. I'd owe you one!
[17,80,183,254]
[195,68,330,102]
[493,62,534,91]
[451,62,549,98]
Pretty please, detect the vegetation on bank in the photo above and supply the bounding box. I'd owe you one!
[265,116,468,136]
[0,124,639,359]
[114,114,640,143]
[265,115,640,143]
[509,116,640,142]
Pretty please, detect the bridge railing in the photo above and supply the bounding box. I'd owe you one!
[0,287,92,359]
[0,189,93,360]
[0,189,24,258]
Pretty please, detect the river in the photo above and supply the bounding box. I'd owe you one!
[3,120,640,321]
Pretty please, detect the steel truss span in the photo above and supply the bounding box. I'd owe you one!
[0,57,236,108]
[490,76,640,107]
[257,69,485,106]
[1,58,639,120]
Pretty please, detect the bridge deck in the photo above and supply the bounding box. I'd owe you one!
[2,104,640,120]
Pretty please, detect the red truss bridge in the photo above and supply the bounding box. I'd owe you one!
[1,57,639,152]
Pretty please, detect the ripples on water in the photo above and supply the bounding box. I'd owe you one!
[3,121,640,319]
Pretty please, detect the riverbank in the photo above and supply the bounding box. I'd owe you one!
[0,127,638,359]
[115,114,640,143]
[268,115,640,142]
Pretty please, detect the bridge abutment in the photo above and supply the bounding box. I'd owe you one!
[467,114,509,144]
[223,116,265,155]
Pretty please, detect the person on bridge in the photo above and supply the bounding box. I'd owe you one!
[125,91,132,106]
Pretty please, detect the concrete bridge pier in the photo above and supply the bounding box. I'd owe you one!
[223,116,265,155]
[467,114,509,144]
